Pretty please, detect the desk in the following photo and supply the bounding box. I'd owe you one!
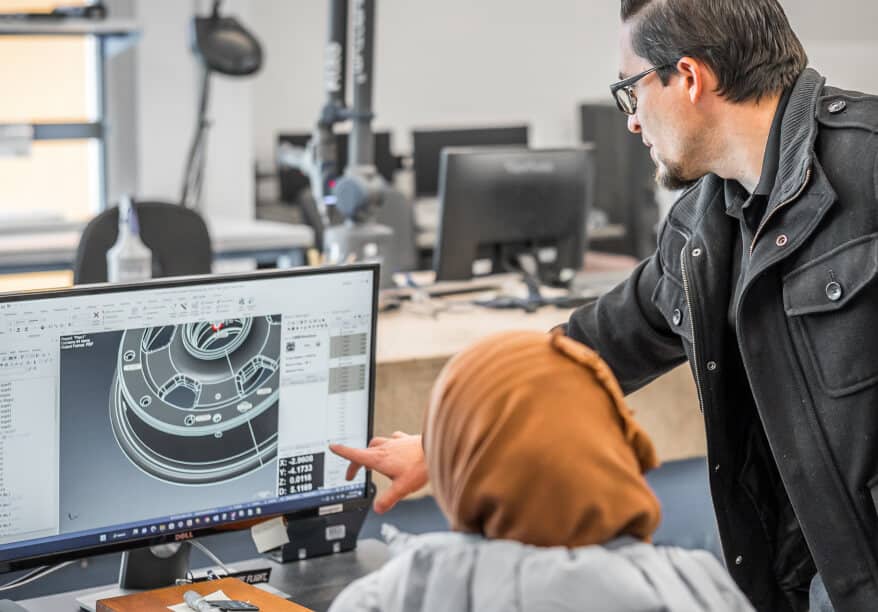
[0,218,314,274]
[19,539,390,612]
[372,266,705,498]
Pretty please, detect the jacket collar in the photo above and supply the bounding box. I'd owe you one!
[770,68,826,207]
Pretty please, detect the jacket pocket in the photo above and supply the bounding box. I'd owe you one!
[783,233,878,397]
[651,274,694,344]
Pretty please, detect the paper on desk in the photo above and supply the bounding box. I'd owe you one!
[167,589,230,611]
[250,515,290,553]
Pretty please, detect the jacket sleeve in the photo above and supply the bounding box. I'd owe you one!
[563,252,687,395]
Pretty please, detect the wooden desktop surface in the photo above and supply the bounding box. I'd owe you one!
[20,539,391,612]
[95,578,311,612]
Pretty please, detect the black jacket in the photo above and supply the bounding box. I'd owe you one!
[565,68,878,611]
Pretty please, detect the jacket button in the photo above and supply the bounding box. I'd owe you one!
[691,248,702,257]
[707,361,717,371]
[828,99,847,113]
[775,234,789,247]
[735,555,743,566]
[826,281,843,302]
[672,309,682,326]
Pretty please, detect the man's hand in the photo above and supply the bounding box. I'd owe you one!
[329,432,428,513]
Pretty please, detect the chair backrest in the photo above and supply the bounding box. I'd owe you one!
[74,200,213,284]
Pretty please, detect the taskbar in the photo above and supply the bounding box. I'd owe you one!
[0,482,366,563]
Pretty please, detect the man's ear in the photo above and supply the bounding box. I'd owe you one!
[675,56,711,106]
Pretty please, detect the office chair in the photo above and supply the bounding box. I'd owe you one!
[74,200,213,284]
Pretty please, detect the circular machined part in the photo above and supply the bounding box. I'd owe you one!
[182,318,252,360]
[109,315,281,485]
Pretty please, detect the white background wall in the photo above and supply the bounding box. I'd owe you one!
[134,0,254,219]
[248,0,621,164]
[129,1,878,218]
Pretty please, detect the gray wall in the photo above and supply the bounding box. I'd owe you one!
[127,1,878,215]
[785,3,878,95]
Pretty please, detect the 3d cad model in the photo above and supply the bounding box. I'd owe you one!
[109,315,281,485]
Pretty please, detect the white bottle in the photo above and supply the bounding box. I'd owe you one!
[106,195,153,283]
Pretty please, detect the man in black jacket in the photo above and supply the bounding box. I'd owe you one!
[332,1,878,610]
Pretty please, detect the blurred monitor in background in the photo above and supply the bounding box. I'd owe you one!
[433,146,593,287]
[412,125,529,198]
[579,103,658,259]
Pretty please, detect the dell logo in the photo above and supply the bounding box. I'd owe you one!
[174,531,194,541]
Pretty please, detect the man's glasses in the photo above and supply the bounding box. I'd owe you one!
[609,63,675,115]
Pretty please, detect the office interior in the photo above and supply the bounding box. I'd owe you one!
[0,0,875,610]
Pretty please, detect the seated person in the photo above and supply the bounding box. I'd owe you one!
[329,331,752,611]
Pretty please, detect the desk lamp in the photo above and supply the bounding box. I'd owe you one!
[180,0,263,210]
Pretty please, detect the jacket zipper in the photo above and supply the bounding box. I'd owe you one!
[682,168,811,418]
[749,168,812,256]
[680,250,705,414]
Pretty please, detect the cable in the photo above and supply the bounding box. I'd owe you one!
[0,566,49,588]
[189,541,231,576]
[0,561,74,592]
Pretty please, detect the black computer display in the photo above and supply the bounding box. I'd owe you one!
[412,125,529,197]
[277,131,397,203]
[579,103,657,259]
[0,265,377,573]
[433,147,593,285]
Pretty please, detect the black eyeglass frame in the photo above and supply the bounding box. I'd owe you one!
[609,63,676,115]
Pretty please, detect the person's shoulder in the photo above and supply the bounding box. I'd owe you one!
[516,540,752,611]
[648,545,756,611]
[817,84,878,135]
[329,532,488,612]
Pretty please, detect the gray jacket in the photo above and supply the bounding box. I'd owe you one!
[329,527,753,612]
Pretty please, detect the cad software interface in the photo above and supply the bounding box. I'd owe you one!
[0,269,374,561]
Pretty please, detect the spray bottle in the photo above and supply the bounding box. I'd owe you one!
[106,195,153,283]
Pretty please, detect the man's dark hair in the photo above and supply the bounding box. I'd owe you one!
[620,0,807,103]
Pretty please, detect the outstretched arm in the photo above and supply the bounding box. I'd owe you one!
[330,431,428,513]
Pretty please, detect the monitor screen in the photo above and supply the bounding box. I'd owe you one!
[433,147,593,284]
[277,131,397,203]
[411,125,529,197]
[0,265,377,572]
[579,103,656,258]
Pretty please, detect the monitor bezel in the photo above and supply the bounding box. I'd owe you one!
[432,145,594,283]
[411,124,530,197]
[0,263,379,574]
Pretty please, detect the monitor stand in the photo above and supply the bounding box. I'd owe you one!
[474,253,594,312]
[268,488,373,563]
[75,543,191,611]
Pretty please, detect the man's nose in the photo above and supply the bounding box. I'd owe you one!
[627,113,641,134]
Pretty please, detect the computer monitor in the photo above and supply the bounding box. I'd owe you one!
[433,147,593,285]
[411,125,529,197]
[277,131,398,203]
[579,103,657,258]
[0,265,377,582]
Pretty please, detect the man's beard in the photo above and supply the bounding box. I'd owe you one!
[655,159,699,191]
